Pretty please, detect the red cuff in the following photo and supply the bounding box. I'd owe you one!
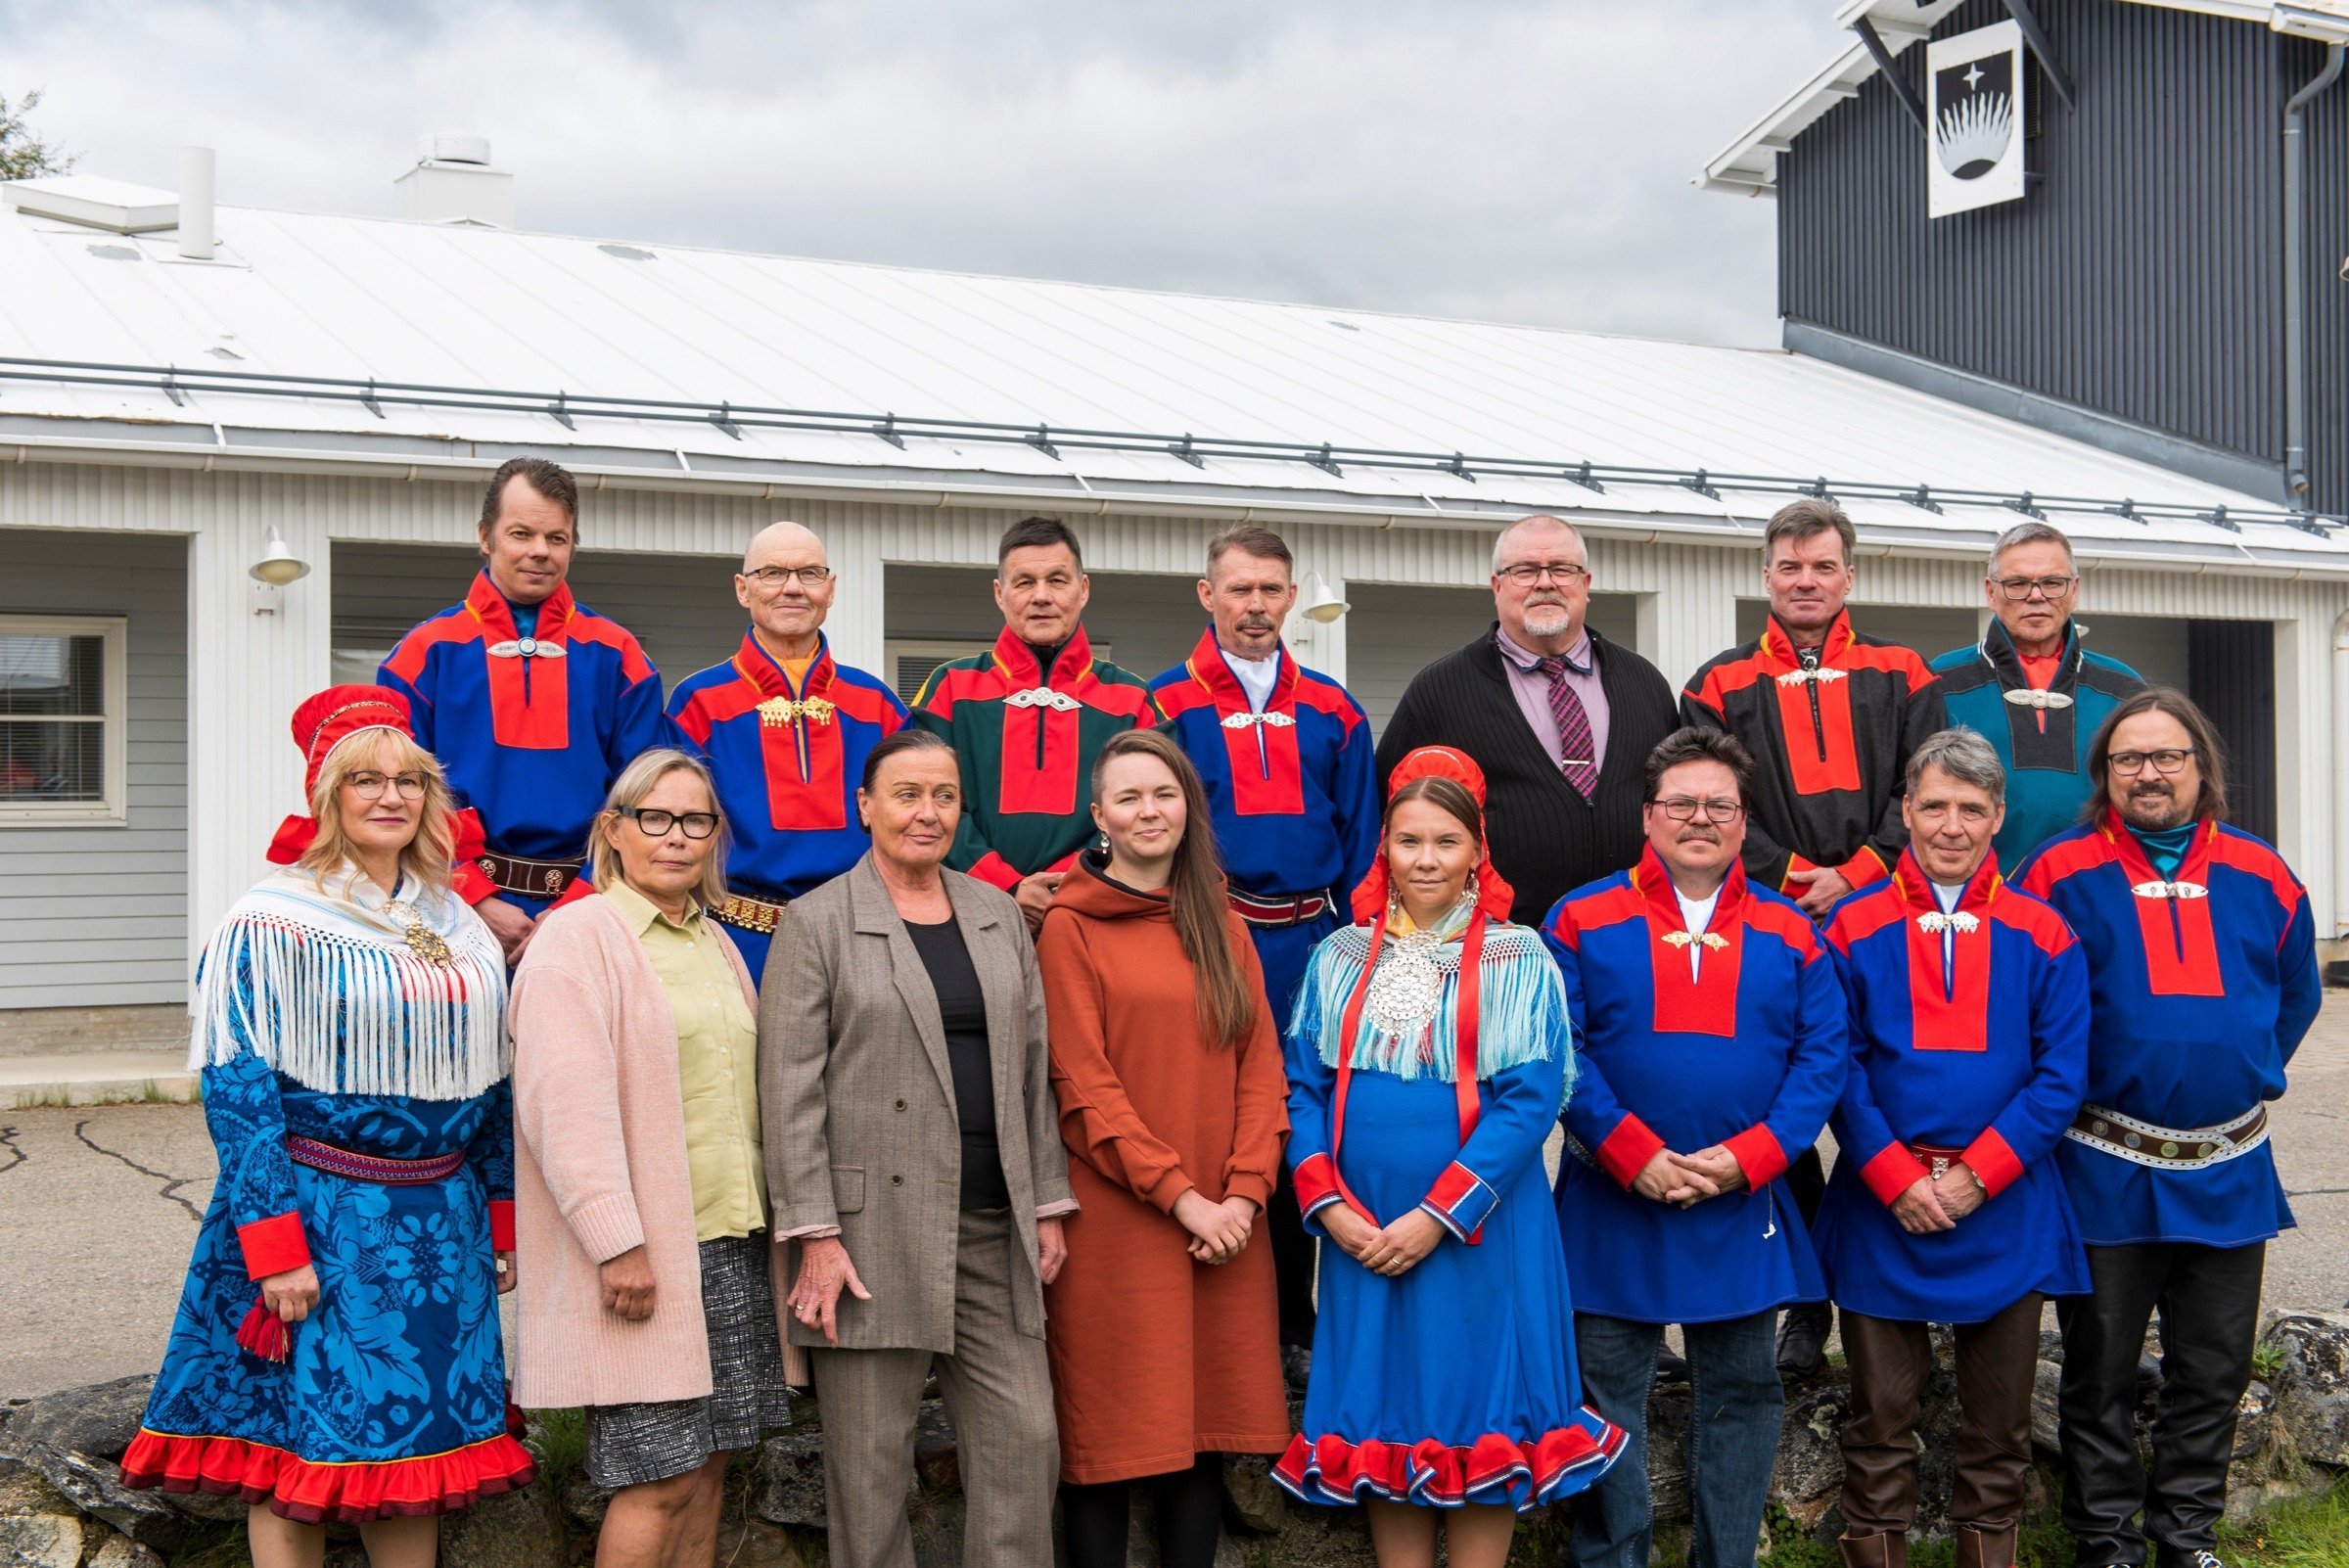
[1293,1152,1342,1217]
[1780,853,1820,893]
[488,1199,517,1252]
[1960,1129,2027,1198]
[1838,847,1892,890]
[1860,1143,1931,1208]
[237,1212,311,1279]
[452,861,498,905]
[1594,1115,1668,1190]
[551,877,596,911]
[1723,1125,1789,1189]
[969,852,1023,893]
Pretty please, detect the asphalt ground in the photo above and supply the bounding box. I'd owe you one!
[4,1006,2345,1400]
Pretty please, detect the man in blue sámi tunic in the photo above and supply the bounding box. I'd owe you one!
[2016,687,2319,1568]
[377,458,666,959]
[1815,726,2091,1568]
[668,521,907,983]
[1151,526,1378,1371]
[1543,726,1847,1568]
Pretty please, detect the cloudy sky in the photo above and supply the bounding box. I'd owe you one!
[3,1,1843,346]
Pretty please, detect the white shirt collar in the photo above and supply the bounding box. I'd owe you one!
[1221,644,1281,712]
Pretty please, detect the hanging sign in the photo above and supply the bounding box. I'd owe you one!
[1927,19,2026,217]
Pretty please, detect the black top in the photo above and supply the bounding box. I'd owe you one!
[1376,624,1680,926]
[903,914,1010,1212]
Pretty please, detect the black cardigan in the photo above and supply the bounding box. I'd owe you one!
[1375,624,1680,926]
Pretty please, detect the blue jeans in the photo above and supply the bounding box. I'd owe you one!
[1568,1311,1782,1568]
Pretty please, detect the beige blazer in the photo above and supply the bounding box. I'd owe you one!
[759,853,1073,1354]
[508,892,806,1407]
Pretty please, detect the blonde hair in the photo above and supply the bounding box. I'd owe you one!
[297,728,459,893]
[587,749,732,909]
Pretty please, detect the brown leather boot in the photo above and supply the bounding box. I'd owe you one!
[1838,1533,1908,1568]
[1955,1525,2017,1568]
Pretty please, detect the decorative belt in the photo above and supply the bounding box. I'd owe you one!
[1906,1141,1968,1179]
[287,1136,467,1184]
[477,851,584,899]
[713,892,789,935]
[1227,890,1331,928]
[2065,1103,2269,1171]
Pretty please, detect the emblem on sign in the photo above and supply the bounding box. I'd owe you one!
[1775,667,1847,687]
[2002,688,2074,710]
[2131,881,2209,900]
[1916,911,1981,935]
[1221,711,1297,729]
[1005,687,1080,712]
[1926,20,2026,218]
[759,695,837,726]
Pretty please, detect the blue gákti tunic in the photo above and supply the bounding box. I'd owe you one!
[121,867,533,1521]
[1273,905,1625,1511]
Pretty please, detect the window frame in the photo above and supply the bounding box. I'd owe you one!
[0,613,130,826]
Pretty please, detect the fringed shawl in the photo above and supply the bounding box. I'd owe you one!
[189,864,510,1101]
[1292,919,1578,1103]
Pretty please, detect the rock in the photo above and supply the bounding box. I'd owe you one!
[558,1465,612,1532]
[439,1477,566,1568]
[913,1400,958,1492]
[0,1378,153,1465]
[1769,1383,1849,1534]
[2030,1357,2064,1455]
[155,1487,246,1525]
[755,1430,829,1529]
[735,1518,824,1566]
[0,1512,80,1568]
[1221,1454,1286,1536]
[79,1524,165,1568]
[2262,1310,2349,1468]
[6,1450,181,1553]
[0,1454,72,1519]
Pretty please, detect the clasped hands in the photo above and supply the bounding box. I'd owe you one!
[1890,1162,1986,1236]
[1172,1189,1260,1266]
[1321,1201,1444,1280]
[1632,1146,1749,1208]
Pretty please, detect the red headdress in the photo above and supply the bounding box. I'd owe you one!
[1325,746,1515,1240]
[1348,745,1515,924]
[264,685,422,865]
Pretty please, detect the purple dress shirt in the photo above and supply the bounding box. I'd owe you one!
[1494,624,1611,778]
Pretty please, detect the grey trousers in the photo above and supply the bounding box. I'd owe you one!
[807,1209,1059,1568]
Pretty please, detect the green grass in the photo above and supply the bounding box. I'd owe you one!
[2222,1475,2349,1566]
[530,1405,587,1496]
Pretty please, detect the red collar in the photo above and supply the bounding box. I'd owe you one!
[466,571,576,643]
[1183,626,1295,712]
[991,623,1093,689]
[1758,608,1854,671]
[735,628,835,700]
[1890,846,2003,914]
[2099,807,2218,886]
[1629,844,1748,932]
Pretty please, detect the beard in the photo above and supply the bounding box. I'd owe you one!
[2120,784,2190,830]
[1521,603,1573,641]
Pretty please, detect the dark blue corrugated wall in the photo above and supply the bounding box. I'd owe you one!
[1778,0,2349,515]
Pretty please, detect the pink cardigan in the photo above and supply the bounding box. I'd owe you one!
[507,891,806,1407]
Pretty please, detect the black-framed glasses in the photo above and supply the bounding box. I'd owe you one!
[1652,796,1744,824]
[1496,563,1590,586]
[742,565,834,588]
[1991,575,2078,601]
[346,771,428,801]
[2107,748,2196,777]
[618,807,719,839]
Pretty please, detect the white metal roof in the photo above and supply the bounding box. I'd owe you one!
[1699,1,2324,198]
[0,189,2343,574]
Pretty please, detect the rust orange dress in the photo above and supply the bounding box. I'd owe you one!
[1037,856,1293,1484]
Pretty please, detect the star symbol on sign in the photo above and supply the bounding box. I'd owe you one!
[1963,61,1984,91]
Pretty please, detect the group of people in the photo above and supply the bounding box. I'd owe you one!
[113,453,2314,1568]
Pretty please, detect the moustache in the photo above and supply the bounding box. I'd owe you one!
[1236,618,1276,631]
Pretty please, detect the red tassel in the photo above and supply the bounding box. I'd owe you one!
[235,1295,292,1363]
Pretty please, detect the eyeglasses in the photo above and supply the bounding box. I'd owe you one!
[2107,748,2196,776]
[1991,575,2078,601]
[1496,563,1589,586]
[742,566,834,588]
[618,807,720,839]
[1651,796,1744,823]
[345,771,428,801]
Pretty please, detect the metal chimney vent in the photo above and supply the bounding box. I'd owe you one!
[394,134,514,228]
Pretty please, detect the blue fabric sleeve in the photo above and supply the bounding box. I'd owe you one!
[1333,707,1381,899]
[1983,936,2093,1173]
[1822,936,1910,1175]
[2276,891,2321,1072]
[1760,945,1850,1168]
[203,1051,299,1237]
[1542,918,1636,1155]
[376,649,434,753]
[610,659,671,773]
[465,1078,517,1205]
[1281,944,1342,1237]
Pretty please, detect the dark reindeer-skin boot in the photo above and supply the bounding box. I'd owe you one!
[1955,1525,2017,1568]
[1838,1532,1908,1568]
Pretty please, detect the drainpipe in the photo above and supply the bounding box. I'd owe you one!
[2333,610,2349,937]
[2282,42,2342,501]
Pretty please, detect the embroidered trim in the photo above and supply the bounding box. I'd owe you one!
[1003,686,1080,712]
[2002,686,2070,710]
[1220,710,1297,729]
[2131,880,2209,899]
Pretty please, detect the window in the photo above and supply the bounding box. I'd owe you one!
[0,615,128,824]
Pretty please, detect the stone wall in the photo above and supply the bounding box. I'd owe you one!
[8,1311,2346,1566]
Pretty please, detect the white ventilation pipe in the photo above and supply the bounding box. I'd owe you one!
[178,146,215,260]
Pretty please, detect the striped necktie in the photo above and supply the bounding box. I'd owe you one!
[1535,657,1598,800]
